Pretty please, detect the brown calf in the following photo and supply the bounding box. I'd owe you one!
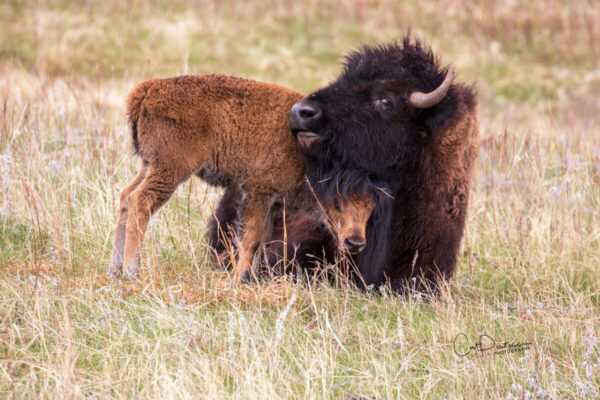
[209,186,376,273]
[109,75,307,280]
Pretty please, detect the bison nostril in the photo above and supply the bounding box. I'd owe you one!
[299,109,317,119]
[344,237,366,254]
[291,101,322,122]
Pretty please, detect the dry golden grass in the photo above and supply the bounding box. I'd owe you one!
[1,0,599,398]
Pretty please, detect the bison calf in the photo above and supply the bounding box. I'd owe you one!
[209,172,390,285]
[109,75,308,280]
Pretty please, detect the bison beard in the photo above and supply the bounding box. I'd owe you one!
[289,36,479,293]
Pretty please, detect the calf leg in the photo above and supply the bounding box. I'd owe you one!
[235,194,274,282]
[208,188,242,268]
[253,203,276,266]
[108,163,148,279]
[122,166,188,280]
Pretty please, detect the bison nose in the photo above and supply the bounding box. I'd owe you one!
[290,100,322,129]
[344,237,366,254]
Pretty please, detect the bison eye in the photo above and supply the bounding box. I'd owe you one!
[375,98,393,111]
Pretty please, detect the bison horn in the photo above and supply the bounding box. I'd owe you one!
[409,65,455,109]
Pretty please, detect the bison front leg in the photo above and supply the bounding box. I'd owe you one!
[121,166,188,280]
[109,163,148,279]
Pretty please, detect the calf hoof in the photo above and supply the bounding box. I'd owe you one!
[237,266,250,283]
[122,268,140,281]
[122,257,141,281]
[235,265,259,284]
[108,264,122,280]
[109,250,124,280]
[235,271,247,284]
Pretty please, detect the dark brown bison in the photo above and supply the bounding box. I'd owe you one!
[289,37,479,292]
[109,75,310,280]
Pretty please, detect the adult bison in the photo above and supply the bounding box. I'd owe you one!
[289,37,479,292]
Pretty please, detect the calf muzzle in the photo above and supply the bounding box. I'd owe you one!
[344,236,366,254]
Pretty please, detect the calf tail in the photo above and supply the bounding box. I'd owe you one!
[126,80,154,155]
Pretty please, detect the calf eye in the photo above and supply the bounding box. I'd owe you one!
[375,98,393,111]
[333,199,341,211]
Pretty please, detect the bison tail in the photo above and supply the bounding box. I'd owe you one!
[126,80,154,155]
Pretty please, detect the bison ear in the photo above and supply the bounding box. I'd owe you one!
[417,94,458,136]
[296,131,324,151]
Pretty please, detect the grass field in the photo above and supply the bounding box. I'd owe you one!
[1,0,599,398]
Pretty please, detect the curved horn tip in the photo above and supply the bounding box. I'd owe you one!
[446,65,455,81]
[409,65,456,109]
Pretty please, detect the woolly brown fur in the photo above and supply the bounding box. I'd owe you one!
[109,74,308,280]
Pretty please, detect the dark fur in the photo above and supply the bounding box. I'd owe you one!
[208,187,242,260]
[291,37,479,291]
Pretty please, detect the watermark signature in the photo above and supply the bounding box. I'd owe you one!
[453,333,531,357]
